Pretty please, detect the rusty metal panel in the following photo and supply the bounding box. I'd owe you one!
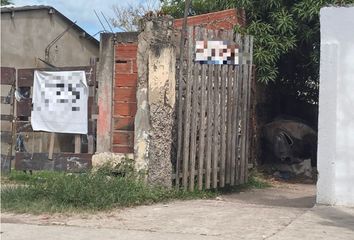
[15,152,92,171]
[16,98,32,117]
[0,67,15,85]
[17,69,34,87]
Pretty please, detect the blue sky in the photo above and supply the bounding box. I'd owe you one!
[11,0,149,38]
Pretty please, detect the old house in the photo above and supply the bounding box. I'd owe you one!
[1,5,99,68]
[1,5,99,164]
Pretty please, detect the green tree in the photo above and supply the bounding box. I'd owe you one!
[1,0,12,5]
[162,0,354,103]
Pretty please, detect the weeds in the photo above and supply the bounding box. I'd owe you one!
[1,169,271,214]
[1,171,215,214]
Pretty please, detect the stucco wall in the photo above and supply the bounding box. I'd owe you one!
[317,7,354,206]
[1,9,98,68]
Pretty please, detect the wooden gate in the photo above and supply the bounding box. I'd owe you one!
[175,26,253,190]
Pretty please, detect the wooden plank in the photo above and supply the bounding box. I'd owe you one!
[240,36,251,184]
[219,64,227,187]
[182,27,194,190]
[189,62,199,191]
[0,67,15,85]
[224,30,234,185]
[1,120,12,131]
[48,133,55,160]
[15,152,92,171]
[226,65,233,184]
[1,96,13,104]
[75,135,81,153]
[205,64,213,189]
[231,65,241,185]
[175,59,183,187]
[15,121,32,132]
[0,131,12,144]
[244,35,253,184]
[16,98,32,117]
[1,154,13,173]
[17,69,34,87]
[197,63,207,190]
[88,135,94,154]
[234,33,243,185]
[1,114,13,121]
[212,64,220,189]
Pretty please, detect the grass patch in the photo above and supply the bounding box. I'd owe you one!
[1,169,271,214]
[1,171,216,214]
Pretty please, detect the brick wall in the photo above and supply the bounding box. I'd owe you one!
[111,9,244,154]
[113,43,137,153]
[174,8,245,30]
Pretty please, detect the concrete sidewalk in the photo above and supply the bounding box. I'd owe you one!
[1,183,354,240]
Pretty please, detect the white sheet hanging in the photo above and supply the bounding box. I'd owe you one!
[31,70,88,134]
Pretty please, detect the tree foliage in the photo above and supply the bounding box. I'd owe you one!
[162,0,354,103]
[1,0,12,5]
[111,0,160,32]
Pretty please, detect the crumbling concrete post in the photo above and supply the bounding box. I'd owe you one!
[134,16,176,187]
[97,33,114,153]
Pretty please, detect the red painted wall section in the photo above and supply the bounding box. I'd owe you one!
[113,43,137,153]
[174,8,245,30]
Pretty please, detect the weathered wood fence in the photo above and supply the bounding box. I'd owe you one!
[11,65,97,172]
[175,26,253,190]
[0,67,16,172]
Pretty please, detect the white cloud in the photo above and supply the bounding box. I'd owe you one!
[12,0,145,35]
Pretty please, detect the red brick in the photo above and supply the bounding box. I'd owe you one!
[114,87,136,102]
[112,145,134,153]
[115,73,137,87]
[115,61,132,74]
[174,8,244,30]
[114,102,137,117]
[113,117,134,131]
[113,131,134,146]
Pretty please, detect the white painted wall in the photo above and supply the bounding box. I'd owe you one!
[317,7,354,206]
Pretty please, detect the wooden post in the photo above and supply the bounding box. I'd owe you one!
[74,135,81,153]
[48,132,55,160]
[189,62,199,191]
[182,27,194,190]
[197,63,207,190]
[88,135,94,154]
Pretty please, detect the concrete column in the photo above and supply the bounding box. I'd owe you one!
[317,7,354,206]
[134,16,176,187]
[96,33,114,152]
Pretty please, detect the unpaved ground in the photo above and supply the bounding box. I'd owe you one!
[1,182,354,240]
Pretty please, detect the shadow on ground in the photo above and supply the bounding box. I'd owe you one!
[222,183,316,208]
